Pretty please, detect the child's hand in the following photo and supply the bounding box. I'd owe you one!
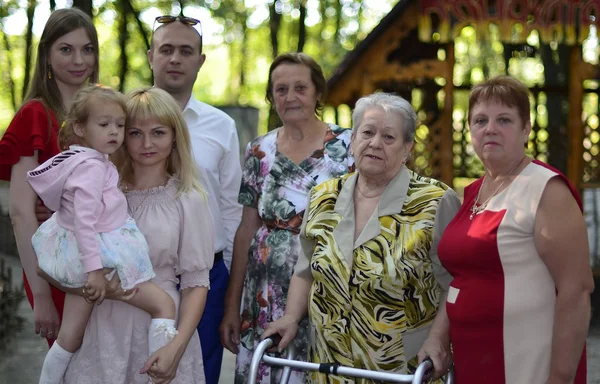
[85,270,107,305]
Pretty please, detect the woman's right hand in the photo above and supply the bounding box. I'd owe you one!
[417,335,452,379]
[219,307,242,354]
[33,293,61,339]
[103,269,137,301]
[262,314,299,352]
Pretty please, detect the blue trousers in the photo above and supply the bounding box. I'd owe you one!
[198,257,229,384]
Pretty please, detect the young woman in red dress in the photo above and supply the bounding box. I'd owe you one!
[0,7,99,347]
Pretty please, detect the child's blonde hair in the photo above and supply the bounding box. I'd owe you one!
[58,84,127,150]
[113,87,204,196]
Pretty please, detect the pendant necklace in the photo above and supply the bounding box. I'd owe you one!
[469,158,525,220]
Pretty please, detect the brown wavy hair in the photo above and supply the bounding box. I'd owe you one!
[23,8,99,125]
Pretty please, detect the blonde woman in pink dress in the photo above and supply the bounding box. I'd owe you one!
[29,85,178,384]
[41,87,215,384]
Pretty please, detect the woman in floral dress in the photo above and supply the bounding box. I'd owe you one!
[220,53,354,383]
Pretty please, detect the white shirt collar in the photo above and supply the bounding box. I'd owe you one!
[183,95,203,118]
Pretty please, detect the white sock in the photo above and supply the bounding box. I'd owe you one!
[148,318,177,356]
[39,342,73,384]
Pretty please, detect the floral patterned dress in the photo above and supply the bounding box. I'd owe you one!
[235,124,354,383]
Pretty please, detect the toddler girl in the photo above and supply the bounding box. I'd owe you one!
[28,84,178,384]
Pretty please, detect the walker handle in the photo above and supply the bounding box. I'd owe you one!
[412,358,434,384]
[248,334,291,384]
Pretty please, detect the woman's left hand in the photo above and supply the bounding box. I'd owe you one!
[140,342,183,384]
[417,336,452,379]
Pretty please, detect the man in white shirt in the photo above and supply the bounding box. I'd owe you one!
[149,15,243,383]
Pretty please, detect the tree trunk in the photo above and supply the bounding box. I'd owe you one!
[49,0,56,11]
[318,0,327,41]
[541,43,570,173]
[268,2,282,58]
[593,190,600,267]
[118,0,128,92]
[334,0,342,42]
[0,20,17,112]
[267,1,283,130]
[72,0,93,17]
[228,40,238,102]
[239,20,248,89]
[297,0,307,52]
[124,0,150,52]
[22,0,36,101]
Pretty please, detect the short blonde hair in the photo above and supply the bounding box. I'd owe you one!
[114,87,204,196]
[58,84,126,150]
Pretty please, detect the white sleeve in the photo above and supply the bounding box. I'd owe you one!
[218,118,243,270]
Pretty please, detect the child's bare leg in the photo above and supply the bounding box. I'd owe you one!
[56,294,95,351]
[126,281,176,320]
[39,293,93,384]
[125,281,177,355]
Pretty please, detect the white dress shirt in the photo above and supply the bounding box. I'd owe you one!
[183,96,243,270]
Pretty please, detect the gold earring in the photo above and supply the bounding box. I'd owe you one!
[48,66,52,79]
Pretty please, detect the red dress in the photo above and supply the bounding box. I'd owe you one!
[0,100,65,347]
[438,160,586,384]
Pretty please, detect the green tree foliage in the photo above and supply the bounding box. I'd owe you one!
[0,0,398,132]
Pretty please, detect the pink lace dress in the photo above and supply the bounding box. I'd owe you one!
[63,178,214,384]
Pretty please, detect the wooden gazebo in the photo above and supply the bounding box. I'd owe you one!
[325,0,600,273]
[326,0,600,188]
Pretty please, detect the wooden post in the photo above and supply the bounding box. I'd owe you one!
[441,43,455,187]
[566,46,584,189]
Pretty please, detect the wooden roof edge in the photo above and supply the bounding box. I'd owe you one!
[326,0,414,95]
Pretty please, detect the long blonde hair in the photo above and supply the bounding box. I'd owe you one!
[24,8,99,123]
[113,87,204,196]
[59,84,127,150]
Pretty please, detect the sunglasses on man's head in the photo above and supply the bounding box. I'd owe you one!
[152,15,203,37]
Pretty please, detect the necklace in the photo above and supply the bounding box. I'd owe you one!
[469,158,525,220]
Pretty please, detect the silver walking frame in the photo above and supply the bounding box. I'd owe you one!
[249,337,455,384]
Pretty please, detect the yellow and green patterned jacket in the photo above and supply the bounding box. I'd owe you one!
[294,166,460,384]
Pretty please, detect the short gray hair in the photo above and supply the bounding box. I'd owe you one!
[352,93,417,143]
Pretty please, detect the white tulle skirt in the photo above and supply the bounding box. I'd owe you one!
[32,215,155,289]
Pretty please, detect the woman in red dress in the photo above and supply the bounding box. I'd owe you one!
[0,7,99,346]
[419,76,594,383]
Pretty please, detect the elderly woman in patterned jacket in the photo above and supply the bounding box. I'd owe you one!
[264,92,461,383]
